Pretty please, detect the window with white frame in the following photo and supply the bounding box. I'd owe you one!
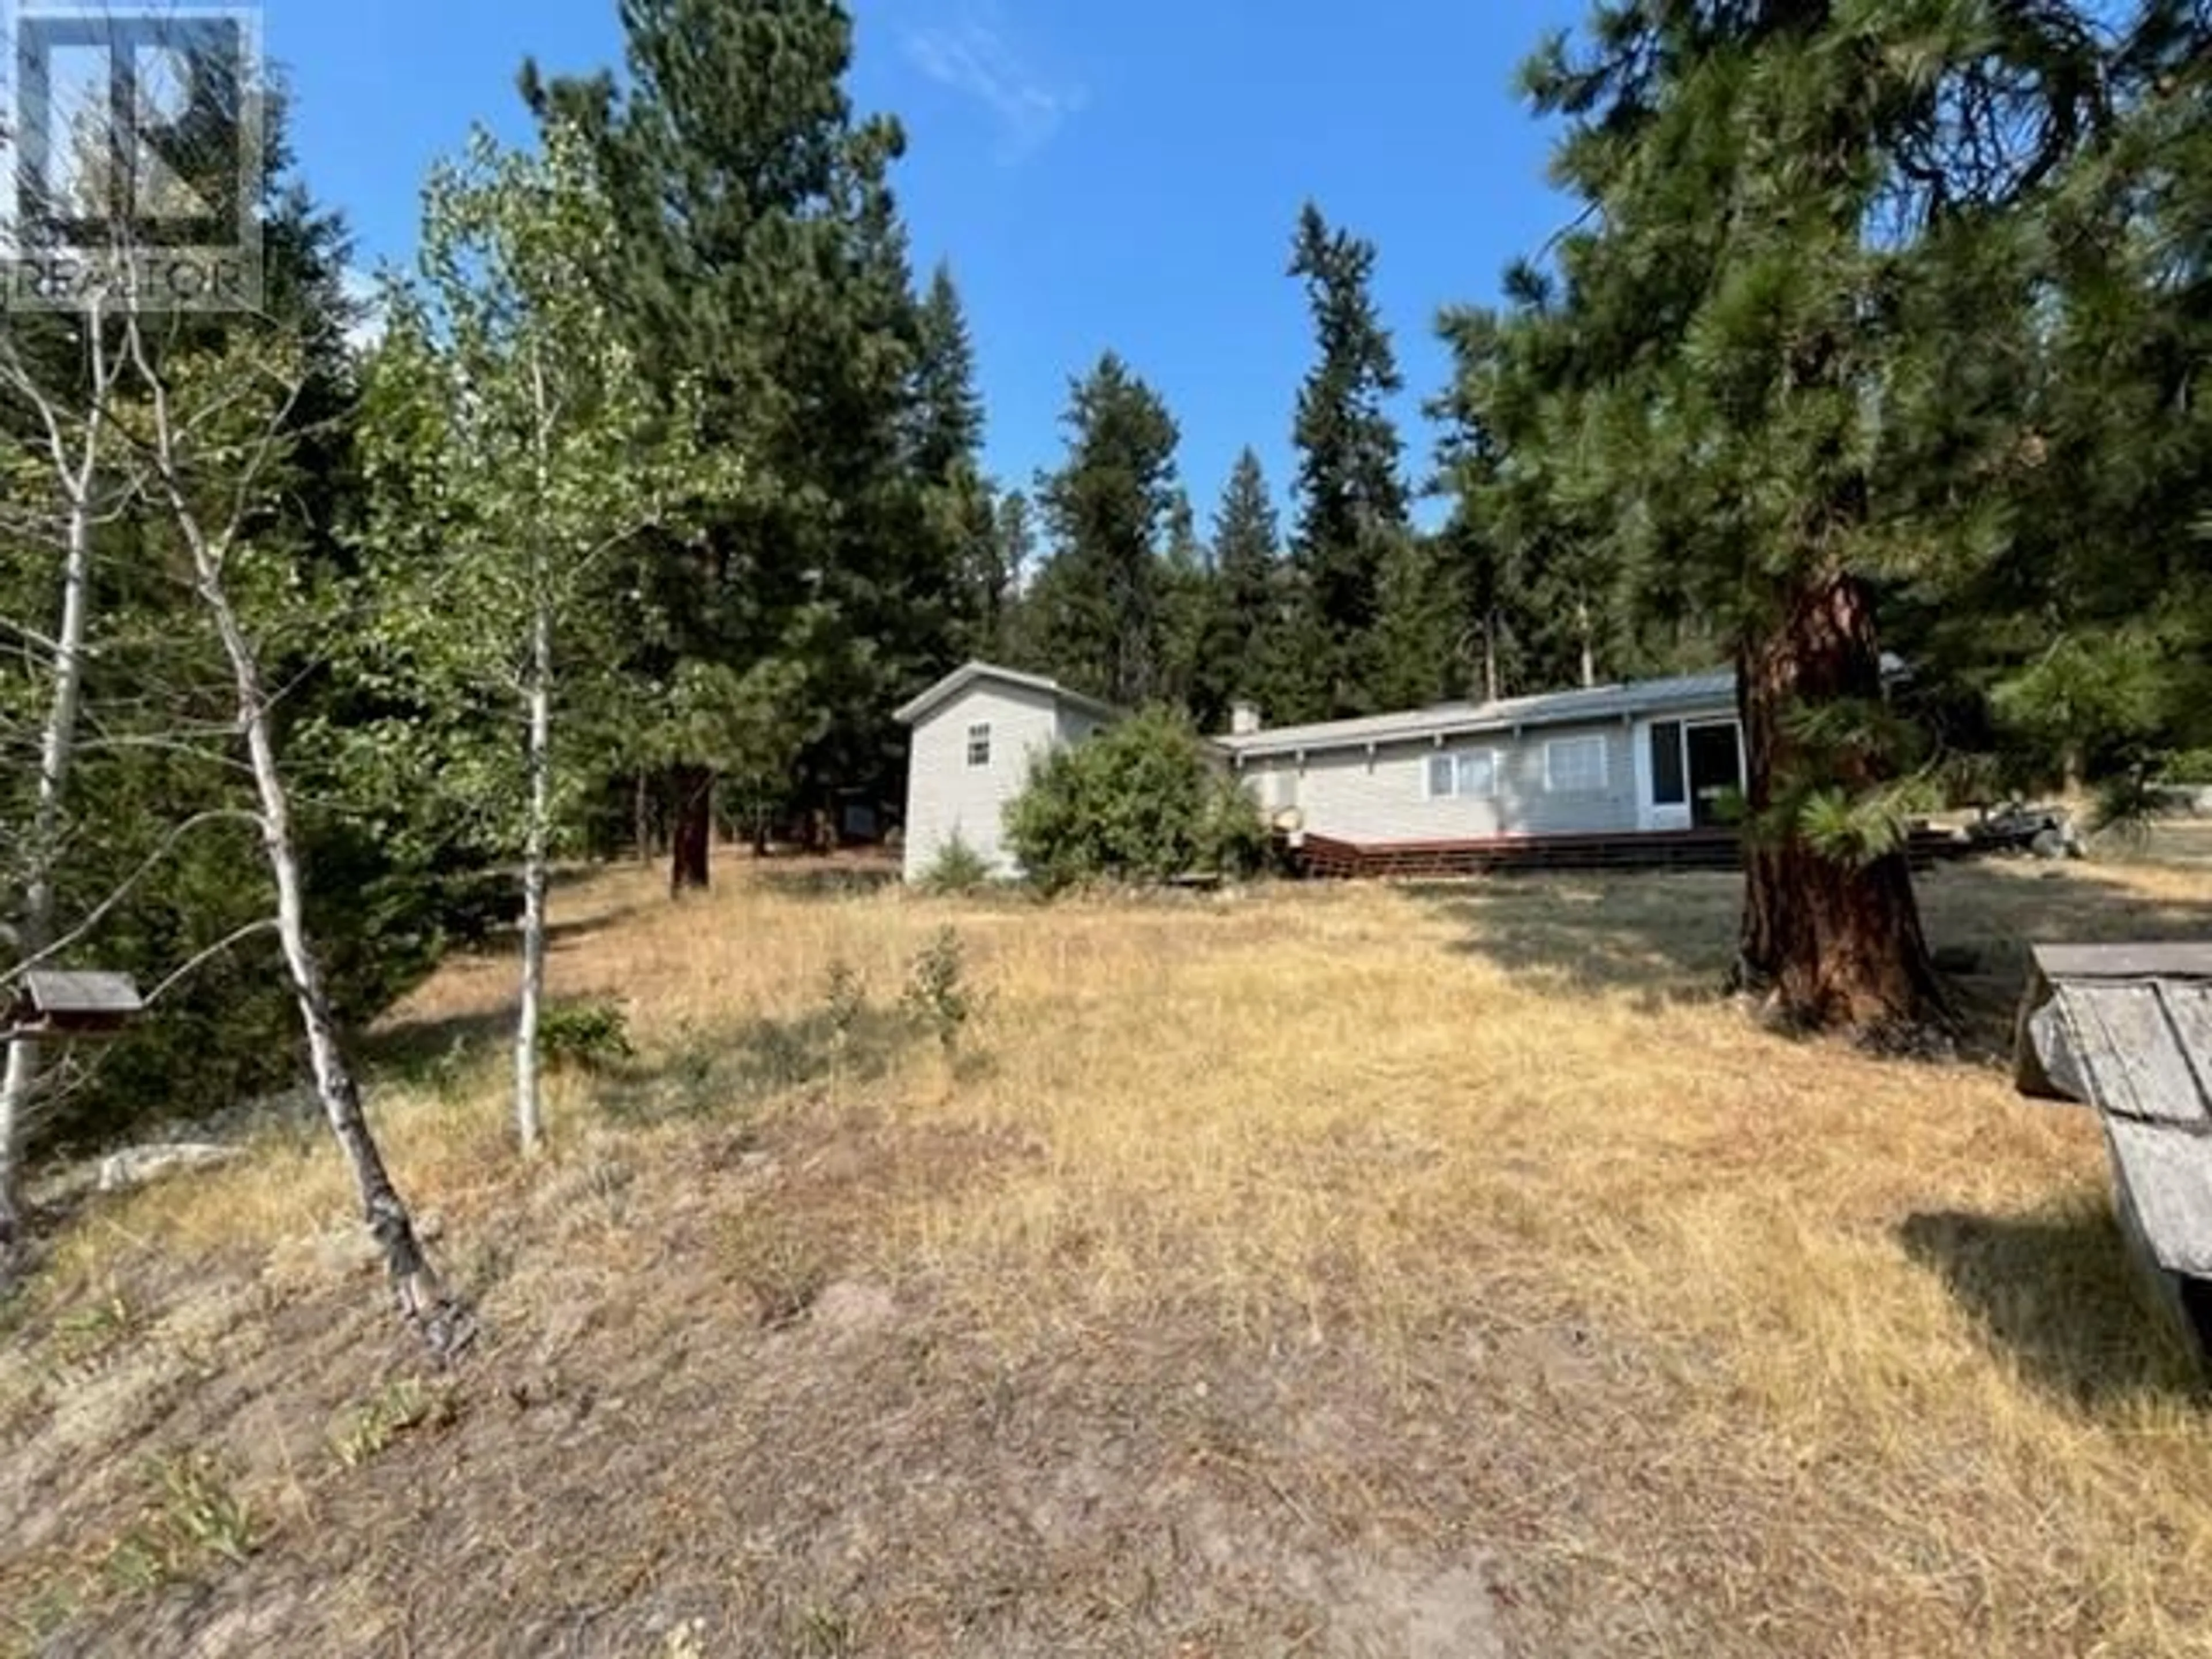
[965,722,992,767]
[1426,747,1501,801]
[1543,734,1609,794]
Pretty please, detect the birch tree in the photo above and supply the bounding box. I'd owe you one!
[361,128,730,1155]
[0,302,131,1264]
[116,311,469,1355]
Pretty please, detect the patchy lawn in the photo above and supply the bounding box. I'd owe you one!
[6,831,2212,1657]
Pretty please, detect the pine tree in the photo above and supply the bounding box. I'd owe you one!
[1197,448,1286,721]
[908,265,1004,662]
[1156,487,1227,725]
[1491,1,2113,1031]
[1369,531,1460,713]
[1032,353,1180,707]
[524,0,944,892]
[911,263,984,479]
[1288,202,1410,716]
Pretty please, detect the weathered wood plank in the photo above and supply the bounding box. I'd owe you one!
[2161,983,2212,1113]
[2102,1116,2212,1277]
[2032,943,2212,983]
[2058,982,2212,1128]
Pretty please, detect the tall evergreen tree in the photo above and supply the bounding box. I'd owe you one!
[1197,448,1289,721]
[908,265,1004,662]
[1288,202,1411,715]
[523,0,946,891]
[1487,0,2113,1030]
[1155,487,1226,724]
[1032,353,1180,707]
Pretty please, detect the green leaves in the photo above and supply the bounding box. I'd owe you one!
[356,122,741,857]
[1005,709,1268,893]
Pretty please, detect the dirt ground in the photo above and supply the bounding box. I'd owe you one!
[5,830,2212,1657]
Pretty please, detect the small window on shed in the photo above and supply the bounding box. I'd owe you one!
[1543,734,1609,794]
[965,723,992,768]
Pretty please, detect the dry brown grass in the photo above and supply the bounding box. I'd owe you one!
[6,830,2212,1656]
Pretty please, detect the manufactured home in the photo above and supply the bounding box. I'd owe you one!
[1221,670,1745,847]
[893,661,1747,881]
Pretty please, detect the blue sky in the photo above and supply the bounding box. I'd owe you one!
[280,1,1586,534]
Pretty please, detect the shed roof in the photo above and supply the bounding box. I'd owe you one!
[893,661,1124,729]
[1218,669,1738,762]
[21,969,143,1016]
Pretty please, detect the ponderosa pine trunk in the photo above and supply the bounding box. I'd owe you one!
[670,764,713,895]
[1734,570,1946,1031]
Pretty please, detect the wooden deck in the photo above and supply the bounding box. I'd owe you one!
[1287,826,1975,881]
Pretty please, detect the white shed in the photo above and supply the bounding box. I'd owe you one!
[893,662,1120,883]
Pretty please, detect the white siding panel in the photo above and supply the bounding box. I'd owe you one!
[902,681,1063,881]
[1240,719,1646,844]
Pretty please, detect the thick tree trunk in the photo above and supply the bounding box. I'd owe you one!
[670,765,713,896]
[198,559,468,1355]
[0,415,101,1271]
[1735,571,1946,1032]
[514,599,552,1157]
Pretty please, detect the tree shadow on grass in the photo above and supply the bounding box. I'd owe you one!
[1899,1198,2207,1408]
[597,1004,918,1126]
[751,863,903,903]
[362,1007,516,1089]
[1404,857,2212,1047]
[1402,870,1742,1013]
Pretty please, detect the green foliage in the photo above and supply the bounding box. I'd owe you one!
[104,1452,256,1591]
[1031,353,1181,707]
[331,1377,453,1468]
[1005,709,1269,893]
[1289,202,1411,717]
[524,0,964,821]
[539,1002,635,1073]
[901,926,979,1059]
[918,834,994,895]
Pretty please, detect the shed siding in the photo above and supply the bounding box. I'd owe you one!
[1240,718,1649,843]
[902,681,1062,881]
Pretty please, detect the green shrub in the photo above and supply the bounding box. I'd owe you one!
[539,1001,634,1071]
[1005,707,1269,893]
[902,926,979,1059]
[918,832,994,894]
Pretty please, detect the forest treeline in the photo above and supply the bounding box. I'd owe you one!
[3,0,2207,1259]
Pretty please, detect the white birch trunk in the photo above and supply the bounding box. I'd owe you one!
[1576,596,1597,689]
[514,596,552,1156]
[197,557,464,1350]
[0,328,108,1264]
[132,327,466,1355]
[513,346,555,1156]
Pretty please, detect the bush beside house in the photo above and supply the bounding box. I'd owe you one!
[1005,708,1268,893]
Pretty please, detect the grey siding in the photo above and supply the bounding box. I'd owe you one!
[902,681,1062,881]
[1238,718,1644,843]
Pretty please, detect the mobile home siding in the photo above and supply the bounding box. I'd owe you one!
[1237,719,1647,843]
[902,680,1062,881]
